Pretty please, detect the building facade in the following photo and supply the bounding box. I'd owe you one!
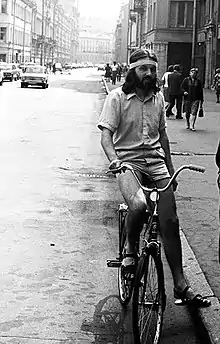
[114,3,129,64]
[77,31,113,64]
[128,0,220,87]
[195,0,220,87]
[128,0,194,79]
[0,0,79,64]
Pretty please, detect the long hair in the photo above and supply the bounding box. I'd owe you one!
[122,68,160,95]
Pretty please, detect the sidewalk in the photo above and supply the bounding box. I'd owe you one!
[102,76,220,344]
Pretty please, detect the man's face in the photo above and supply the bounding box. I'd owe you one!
[134,64,157,92]
[190,70,197,78]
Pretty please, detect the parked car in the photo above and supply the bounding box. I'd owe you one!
[20,65,49,89]
[0,63,19,81]
[97,64,105,71]
[0,69,3,85]
[55,62,62,72]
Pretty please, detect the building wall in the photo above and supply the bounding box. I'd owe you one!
[128,0,193,79]
[0,0,79,64]
[77,32,113,64]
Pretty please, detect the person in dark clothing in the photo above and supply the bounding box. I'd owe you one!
[181,68,204,131]
[105,63,112,82]
[117,64,122,82]
[212,68,220,103]
[216,142,220,172]
[166,64,183,119]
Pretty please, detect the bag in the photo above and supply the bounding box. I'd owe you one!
[198,107,204,117]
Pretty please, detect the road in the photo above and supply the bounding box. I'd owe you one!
[0,68,213,343]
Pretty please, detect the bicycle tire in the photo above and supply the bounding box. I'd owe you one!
[118,208,134,306]
[132,251,166,344]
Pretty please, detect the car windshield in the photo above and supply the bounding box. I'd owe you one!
[26,67,45,73]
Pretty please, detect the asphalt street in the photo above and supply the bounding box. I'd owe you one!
[0,68,217,343]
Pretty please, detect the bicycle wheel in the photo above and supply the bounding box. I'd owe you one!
[132,251,166,344]
[118,207,134,306]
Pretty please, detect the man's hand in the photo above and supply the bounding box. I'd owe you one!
[109,159,122,170]
[184,91,188,96]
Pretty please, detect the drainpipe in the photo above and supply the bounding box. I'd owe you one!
[191,0,197,68]
[12,0,16,62]
[22,5,27,63]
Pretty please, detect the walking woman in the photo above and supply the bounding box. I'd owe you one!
[181,68,204,131]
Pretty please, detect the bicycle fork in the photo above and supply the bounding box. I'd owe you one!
[107,203,128,268]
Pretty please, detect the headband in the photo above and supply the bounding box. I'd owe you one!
[129,58,158,69]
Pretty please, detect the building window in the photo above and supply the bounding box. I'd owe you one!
[1,0,7,13]
[169,1,193,28]
[0,27,7,41]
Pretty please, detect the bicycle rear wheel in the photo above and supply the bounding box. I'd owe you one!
[132,251,166,344]
[118,206,134,306]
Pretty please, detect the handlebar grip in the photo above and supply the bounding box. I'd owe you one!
[188,164,205,173]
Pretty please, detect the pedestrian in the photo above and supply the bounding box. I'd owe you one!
[181,67,204,131]
[212,68,220,103]
[117,64,122,82]
[105,63,112,82]
[111,61,117,85]
[52,63,56,74]
[161,65,173,109]
[166,64,183,119]
[97,48,211,308]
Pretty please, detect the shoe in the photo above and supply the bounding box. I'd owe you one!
[121,252,138,274]
[174,286,211,308]
[190,128,196,131]
[186,125,190,129]
[216,100,219,103]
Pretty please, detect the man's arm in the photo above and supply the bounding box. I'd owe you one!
[159,128,174,176]
[101,128,121,167]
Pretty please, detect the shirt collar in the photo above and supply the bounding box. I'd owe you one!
[126,91,155,102]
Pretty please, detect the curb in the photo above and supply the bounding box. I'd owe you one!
[101,76,220,343]
[102,76,110,94]
[181,230,220,344]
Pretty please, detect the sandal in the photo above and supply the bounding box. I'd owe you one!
[174,286,211,308]
[121,253,138,274]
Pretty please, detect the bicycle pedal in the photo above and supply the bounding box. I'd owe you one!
[107,259,121,268]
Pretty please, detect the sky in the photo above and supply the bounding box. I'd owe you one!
[78,0,128,21]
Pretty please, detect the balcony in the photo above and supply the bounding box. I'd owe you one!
[133,0,144,14]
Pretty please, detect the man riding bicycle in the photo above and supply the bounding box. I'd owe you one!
[98,48,210,308]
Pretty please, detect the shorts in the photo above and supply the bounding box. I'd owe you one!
[125,158,170,182]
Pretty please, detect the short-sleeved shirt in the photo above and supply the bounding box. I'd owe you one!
[97,86,167,161]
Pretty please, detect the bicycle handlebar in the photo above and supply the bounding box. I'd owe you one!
[107,162,205,193]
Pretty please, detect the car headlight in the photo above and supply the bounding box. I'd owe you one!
[21,77,26,81]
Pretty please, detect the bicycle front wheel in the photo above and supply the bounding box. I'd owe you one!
[132,251,166,344]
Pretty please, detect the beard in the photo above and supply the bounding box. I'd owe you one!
[134,73,157,95]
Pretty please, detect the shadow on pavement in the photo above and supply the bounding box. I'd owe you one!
[81,294,134,343]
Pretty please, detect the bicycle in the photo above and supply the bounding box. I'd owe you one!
[107,162,205,344]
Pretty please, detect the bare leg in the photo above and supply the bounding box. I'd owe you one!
[117,170,146,257]
[156,178,187,291]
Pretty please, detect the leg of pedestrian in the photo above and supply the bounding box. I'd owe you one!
[166,95,175,117]
[190,100,200,131]
[185,101,191,129]
[176,95,183,119]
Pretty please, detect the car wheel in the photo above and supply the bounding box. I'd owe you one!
[42,84,46,89]
[10,77,13,82]
[0,81,2,86]
[21,82,25,88]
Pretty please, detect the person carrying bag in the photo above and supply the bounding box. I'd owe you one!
[181,67,204,131]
